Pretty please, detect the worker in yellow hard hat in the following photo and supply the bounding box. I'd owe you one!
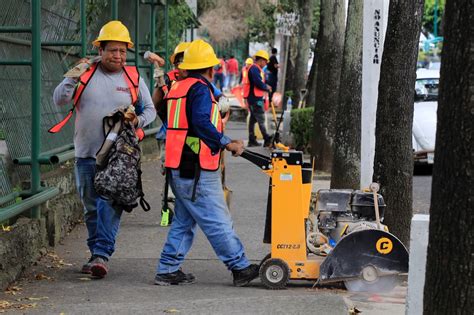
[154,39,260,288]
[52,20,156,279]
[240,57,254,85]
[144,41,192,226]
[243,49,272,147]
[148,41,191,122]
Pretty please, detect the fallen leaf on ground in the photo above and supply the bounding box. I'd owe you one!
[164,309,180,313]
[35,273,53,281]
[4,286,22,295]
[0,300,37,312]
[78,277,91,281]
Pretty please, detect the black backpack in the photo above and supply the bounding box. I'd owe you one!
[94,110,150,213]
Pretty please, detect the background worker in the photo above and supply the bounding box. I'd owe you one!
[240,57,254,84]
[154,39,260,287]
[243,50,272,147]
[53,21,156,278]
[225,55,239,90]
[213,55,226,90]
[148,42,190,159]
[267,48,279,102]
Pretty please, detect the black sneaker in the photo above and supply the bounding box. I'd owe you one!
[90,256,109,279]
[154,269,196,286]
[232,264,260,287]
[247,140,261,147]
[263,138,273,148]
[81,256,95,274]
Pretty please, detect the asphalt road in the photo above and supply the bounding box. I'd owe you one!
[0,120,430,314]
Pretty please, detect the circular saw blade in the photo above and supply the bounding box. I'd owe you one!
[344,275,401,293]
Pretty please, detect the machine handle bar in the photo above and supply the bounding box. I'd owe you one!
[240,150,272,169]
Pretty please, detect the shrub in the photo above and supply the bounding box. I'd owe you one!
[290,107,314,153]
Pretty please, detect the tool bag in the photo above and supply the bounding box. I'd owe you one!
[94,109,150,213]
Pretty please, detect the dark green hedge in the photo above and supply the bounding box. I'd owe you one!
[290,107,314,153]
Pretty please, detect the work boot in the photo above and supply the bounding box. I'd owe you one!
[81,256,95,274]
[263,138,273,148]
[90,256,109,279]
[232,264,260,287]
[247,140,261,147]
[154,269,196,286]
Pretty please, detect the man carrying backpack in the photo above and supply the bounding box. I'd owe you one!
[52,21,156,278]
[154,39,260,287]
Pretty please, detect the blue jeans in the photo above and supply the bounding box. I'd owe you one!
[157,169,250,273]
[75,158,123,259]
[213,73,225,90]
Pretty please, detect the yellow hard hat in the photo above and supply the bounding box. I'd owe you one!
[170,42,191,64]
[92,21,134,48]
[179,39,220,70]
[245,57,254,65]
[254,50,269,61]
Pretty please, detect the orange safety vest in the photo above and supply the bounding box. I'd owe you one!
[49,63,144,140]
[164,77,222,171]
[243,64,266,98]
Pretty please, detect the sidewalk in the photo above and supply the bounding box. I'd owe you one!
[0,121,406,314]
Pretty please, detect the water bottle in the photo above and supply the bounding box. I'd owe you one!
[282,97,292,144]
[286,97,293,111]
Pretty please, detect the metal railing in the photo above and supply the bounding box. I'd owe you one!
[0,0,196,222]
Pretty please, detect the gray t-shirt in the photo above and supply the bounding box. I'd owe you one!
[53,64,156,158]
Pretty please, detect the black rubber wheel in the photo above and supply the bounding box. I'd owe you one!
[259,258,290,289]
[259,253,271,267]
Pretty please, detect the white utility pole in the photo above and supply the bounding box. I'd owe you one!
[361,0,390,189]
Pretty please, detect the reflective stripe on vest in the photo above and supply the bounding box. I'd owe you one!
[164,77,222,171]
[243,64,265,98]
[49,63,140,133]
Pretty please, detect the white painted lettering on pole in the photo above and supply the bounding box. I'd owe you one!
[361,0,389,189]
[275,13,299,36]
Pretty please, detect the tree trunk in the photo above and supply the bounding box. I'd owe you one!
[292,0,314,107]
[423,1,474,313]
[330,0,363,189]
[310,0,346,172]
[372,0,424,246]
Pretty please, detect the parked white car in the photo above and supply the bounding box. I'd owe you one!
[413,69,439,165]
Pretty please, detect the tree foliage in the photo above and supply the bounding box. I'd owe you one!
[198,0,320,45]
[422,0,445,35]
[156,0,196,58]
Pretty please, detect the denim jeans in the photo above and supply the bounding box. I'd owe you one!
[75,158,123,259]
[157,169,250,273]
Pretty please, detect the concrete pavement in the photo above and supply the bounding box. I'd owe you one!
[0,121,408,314]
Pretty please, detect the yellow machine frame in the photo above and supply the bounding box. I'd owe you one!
[263,154,322,280]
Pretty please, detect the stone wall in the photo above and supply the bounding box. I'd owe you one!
[0,139,158,290]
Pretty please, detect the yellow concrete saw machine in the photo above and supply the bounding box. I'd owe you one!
[240,149,409,291]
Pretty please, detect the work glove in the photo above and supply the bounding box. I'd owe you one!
[153,67,166,88]
[64,56,101,79]
[218,96,231,114]
[124,106,139,127]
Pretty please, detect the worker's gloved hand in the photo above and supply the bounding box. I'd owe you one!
[144,51,165,67]
[124,106,139,127]
[64,58,92,79]
[225,140,244,156]
[266,84,273,92]
[153,67,166,88]
[218,96,231,114]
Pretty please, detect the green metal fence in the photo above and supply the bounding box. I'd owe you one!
[0,0,197,223]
